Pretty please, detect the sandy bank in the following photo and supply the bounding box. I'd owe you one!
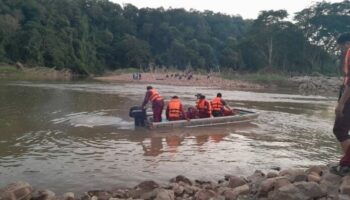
[94,73,266,90]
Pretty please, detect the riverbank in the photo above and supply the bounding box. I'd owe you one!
[2,165,349,200]
[0,64,73,80]
[95,72,270,90]
[95,72,343,96]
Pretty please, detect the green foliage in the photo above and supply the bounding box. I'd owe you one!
[0,0,345,75]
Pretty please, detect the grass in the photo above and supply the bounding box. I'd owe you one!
[0,66,21,74]
[0,65,72,81]
[108,68,141,75]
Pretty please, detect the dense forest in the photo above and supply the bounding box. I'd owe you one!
[0,0,349,74]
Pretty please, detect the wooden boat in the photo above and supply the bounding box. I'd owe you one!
[146,109,259,129]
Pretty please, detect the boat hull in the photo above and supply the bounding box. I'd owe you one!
[147,109,258,129]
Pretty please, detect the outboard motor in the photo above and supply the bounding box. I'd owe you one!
[129,106,146,127]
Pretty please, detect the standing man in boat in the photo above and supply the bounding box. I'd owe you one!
[330,32,350,176]
[166,96,187,121]
[211,93,229,117]
[142,86,164,122]
[196,94,213,118]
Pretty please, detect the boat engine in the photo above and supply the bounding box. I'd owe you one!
[129,106,146,127]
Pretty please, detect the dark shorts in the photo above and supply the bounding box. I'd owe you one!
[212,110,223,117]
[333,101,350,142]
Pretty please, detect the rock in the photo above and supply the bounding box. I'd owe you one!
[266,172,278,179]
[228,176,246,189]
[279,168,305,182]
[170,175,192,186]
[306,165,325,176]
[91,196,98,200]
[270,166,281,171]
[194,189,216,200]
[339,194,350,200]
[340,175,350,195]
[217,187,231,195]
[172,184,184,196]
[223,190,238,200]
[0,181,33,200]
[320,171,342,196]
[183,184,199,195]
[268,184,304,200]
[111,188,130,199]
[31,189,56,200]
[154,189,175,200]
[294,181,327,199]
[248,170,266,195]
[87,190,111,200]
[246,170,265,182]
[273,177,291,189]
[232,184,249,195]
[293,174,308,182]
[63,192,75,200]
[130,180,160,199]
[258,178,276,197]
[135,180,159,191]
[307,173,321,183]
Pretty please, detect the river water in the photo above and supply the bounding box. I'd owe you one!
[0,80,341,194]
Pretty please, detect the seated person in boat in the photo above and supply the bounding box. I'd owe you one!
[196,94,213,118]
[211,93,233,117]
[166,96,188,121]
[186,106,198,119]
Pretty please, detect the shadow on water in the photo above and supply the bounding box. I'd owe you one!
[0,81,342,194]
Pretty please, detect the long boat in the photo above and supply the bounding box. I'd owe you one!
[145,109,259,129]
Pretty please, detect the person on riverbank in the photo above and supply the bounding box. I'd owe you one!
[211,93,229,117]
[196,94,213,118]
[166,96,188,121]
[142,86,164,122]
[330,32,350,176]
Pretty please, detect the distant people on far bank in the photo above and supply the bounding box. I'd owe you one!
[132,73,142,80]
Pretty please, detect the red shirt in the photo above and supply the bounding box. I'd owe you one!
[344,48,350,86]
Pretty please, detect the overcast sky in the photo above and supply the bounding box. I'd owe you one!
[110,0,344,19]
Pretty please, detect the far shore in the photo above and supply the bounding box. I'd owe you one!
[94,72,343,96]
[94,72,269,90]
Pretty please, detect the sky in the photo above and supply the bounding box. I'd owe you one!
[110,0,344,19]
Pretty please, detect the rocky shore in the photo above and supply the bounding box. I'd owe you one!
[2,165,350,200]
[290,76,343,96]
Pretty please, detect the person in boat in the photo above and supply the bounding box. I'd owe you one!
[211,93,230,117]
[166,95,188,121]
[141,86,164,122]
[186,106,198,119]
[330,32,350,176]
[196,94,213,118]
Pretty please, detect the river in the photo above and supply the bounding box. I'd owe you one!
[0,80,341,194]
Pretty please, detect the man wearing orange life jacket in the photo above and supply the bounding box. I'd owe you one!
[166,96,187,121]
[141,86,164,122]
[210,93,228,117]
[196,94,212,118]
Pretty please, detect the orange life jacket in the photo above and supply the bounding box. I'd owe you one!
[168,98,182,118]
[149,89,162,102]
[211,97,223,111]
[196,99,211,114]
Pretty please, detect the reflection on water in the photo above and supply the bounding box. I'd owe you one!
[0,81,341,194]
